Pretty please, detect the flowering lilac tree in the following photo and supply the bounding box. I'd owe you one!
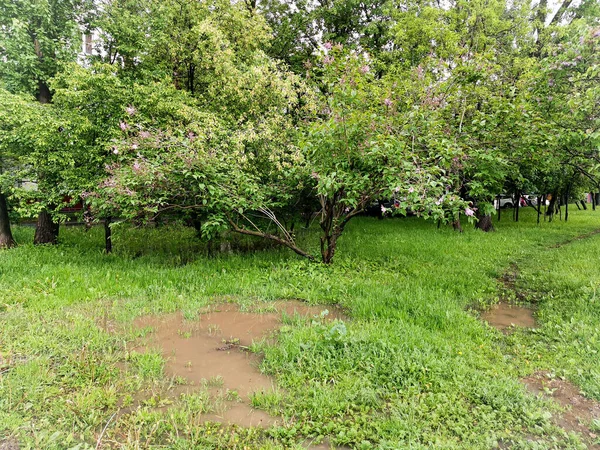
[303,46,470,263]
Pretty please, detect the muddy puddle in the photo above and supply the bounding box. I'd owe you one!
[480,302,536,331]
[133,300,344,428]
[523,372,600,447]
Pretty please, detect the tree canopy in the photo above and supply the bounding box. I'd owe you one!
[0,0,598,260]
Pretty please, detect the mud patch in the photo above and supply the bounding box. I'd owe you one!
[0,439,19,450]
[480,302,536,331]
[479,263,536,332]
[134,301,344,427]
[523,372,600,446]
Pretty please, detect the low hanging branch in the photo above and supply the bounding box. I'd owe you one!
[226,214,315,261]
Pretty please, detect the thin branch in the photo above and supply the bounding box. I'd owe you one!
[227,216,314,261]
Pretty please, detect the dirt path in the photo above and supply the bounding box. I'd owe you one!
[482,229,600,447]
[523,373,600,448]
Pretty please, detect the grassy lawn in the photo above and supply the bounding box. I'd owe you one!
[1,208,600,449]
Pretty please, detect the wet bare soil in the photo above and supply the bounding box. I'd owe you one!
[480,302,536,331]
[480,263,536,331]
[134,300,344,428]
[523,372,600,448]
[0,439,19,450]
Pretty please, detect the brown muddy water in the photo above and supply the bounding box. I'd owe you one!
[133,301,344,427]
[480,302,536,331]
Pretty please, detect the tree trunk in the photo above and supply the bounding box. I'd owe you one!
[34,210,59,245]
[452,216,463,233]
[581,199,587,210]
[0,192,16,249]
[320,231,340,264]
[514,191,520,222]
[475,209,494,232]
[318,196,353,264]
[33,74,58,244]
[496,196,501,222]
[537,196,542,224]
[546,193,557,221]
[104,217,112,254]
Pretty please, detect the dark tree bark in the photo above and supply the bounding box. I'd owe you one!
[514,190,521,222]
[318,195,363,264]
[0,192,16,249]
[537,196,542,224]
[546,192,557,221]
[475,208,494,232]
[452,214,463,233]
[104,217,112,254]
[320,198,343,264]
[475,214,494,232]
[34,209,59,245]
[320,230,340,264]
[581,199,587,210]
[496,195,501,222]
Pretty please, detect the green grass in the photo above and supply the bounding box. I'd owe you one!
[1,208,600,449]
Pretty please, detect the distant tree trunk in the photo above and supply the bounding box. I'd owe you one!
[475,207,494,232]
[320,199,342,264]
[514,190,521,222]
[0,192,16,249]
[104,217,112,254]
[546,192,557,221]
[581,199,587,210]
[34,209,59,245]
[33,76,58,244]
[537,196,543,224]
[452,215,463,233]
[496,195,501,222]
